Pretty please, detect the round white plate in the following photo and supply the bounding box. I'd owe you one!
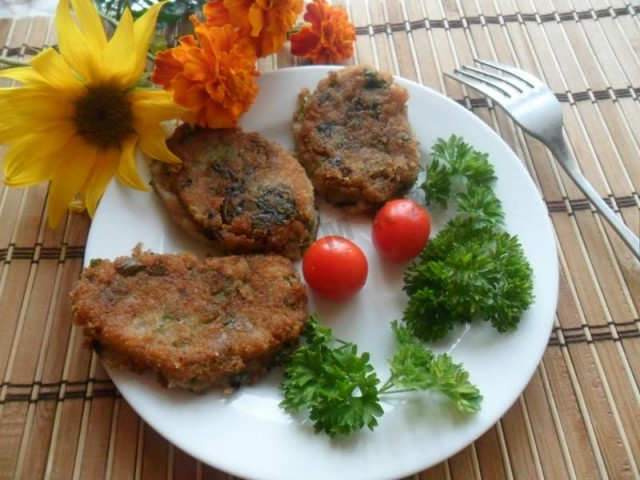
[85,66,559,480]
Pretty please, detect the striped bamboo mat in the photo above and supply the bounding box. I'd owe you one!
[1,0,639,479]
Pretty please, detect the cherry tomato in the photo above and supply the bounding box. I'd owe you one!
[372,199,431,263]
[302,236,368,302]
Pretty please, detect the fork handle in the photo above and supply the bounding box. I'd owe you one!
[549,139,640,259]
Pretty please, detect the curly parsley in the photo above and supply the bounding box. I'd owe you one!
[280,317,383,437]
[280,315,481,437]
[404,135,534,341]
[383,321,482,413]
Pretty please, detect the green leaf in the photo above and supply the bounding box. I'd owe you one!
[456,185,504,228]
[407,135,534,341]
[388,321,482,413]
[302,314,335,347]
[421,135,497,211]
[279,316,484,437]
[403,212,534,341]
[280,317,383,438]
[423,158,452,207]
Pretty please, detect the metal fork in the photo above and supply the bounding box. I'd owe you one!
[446,59,640,259]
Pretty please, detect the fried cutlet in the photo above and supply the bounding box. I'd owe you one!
[150,126,318,260]
[70,246,308,392]
[292,65,420,213]
[150,158,212,244]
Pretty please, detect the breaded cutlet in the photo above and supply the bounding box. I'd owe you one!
[292,65,420,214]
[70,246,308,392]
[151,126,318,260]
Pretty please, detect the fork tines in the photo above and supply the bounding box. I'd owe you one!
[446,59,541,102]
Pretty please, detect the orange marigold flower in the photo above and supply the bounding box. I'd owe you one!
[203,0,304,57]
[290,0,355,65]
[152,19,259,129]
[152,35,196,88]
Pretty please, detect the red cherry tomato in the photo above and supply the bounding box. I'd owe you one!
[372,199,431,263]
[302,236,368,302]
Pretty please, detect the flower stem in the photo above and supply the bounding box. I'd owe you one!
[0,57,29,67]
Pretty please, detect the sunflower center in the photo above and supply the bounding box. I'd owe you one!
[73,86,135,149]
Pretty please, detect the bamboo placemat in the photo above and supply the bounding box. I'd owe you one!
[0,0,639,479]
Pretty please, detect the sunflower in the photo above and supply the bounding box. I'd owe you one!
[0,0,185,228]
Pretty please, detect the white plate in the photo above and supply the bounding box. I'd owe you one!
[85,66,559,480]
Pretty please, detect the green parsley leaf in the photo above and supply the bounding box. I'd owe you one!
[408,134,535,342]
[403,216,534,341]
[422,135,497,214]
[280,315,384,438]
[386,321,482,413]
[301,314,334,348]
[423,158,452,207]
[456,185,504,228]
[280,316,482,437]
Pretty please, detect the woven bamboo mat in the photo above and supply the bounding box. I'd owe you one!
[1,0,639,479]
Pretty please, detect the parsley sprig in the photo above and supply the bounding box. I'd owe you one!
[423,135,504,227]
[403,135,534,341]
[280,316,383,437]
[280,315,481,438]
[383,321,482,413]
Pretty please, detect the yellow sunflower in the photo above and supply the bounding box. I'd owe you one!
[0,0,185,228]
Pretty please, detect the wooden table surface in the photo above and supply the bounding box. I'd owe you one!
[0,0,639,479]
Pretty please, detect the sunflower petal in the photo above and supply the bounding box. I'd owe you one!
[0,87,74,124]
[71,0,107,50]
[131,2,167,81]
[0,117,72,144]
[137,123,181,164]
[102,9,136,85]
[131,90,188,123]
[116,137,149,191]
[129,88,176,102]
[55,0,102,82]
[3,144,63,186]
[4,139,52,184]
[4,163,57,187]
[0,66,47,86]
[3,125,76,179]
[82,148,119,217]
[47,140,96,228]
[30,48,83,95]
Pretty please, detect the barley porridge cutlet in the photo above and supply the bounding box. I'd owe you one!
[150,125,318,260]
[292,65,420,214]
[149,159,212,244]
[70,246,308,392]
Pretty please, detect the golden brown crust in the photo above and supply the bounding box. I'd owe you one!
[292,65,420,214]
[70,246,308,392]
[149,160,214,245]
[151,126,318,260]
